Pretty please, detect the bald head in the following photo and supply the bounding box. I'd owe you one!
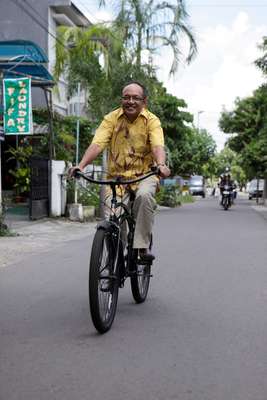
[121,82,147,122]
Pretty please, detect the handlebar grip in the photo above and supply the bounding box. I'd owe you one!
[151,166,160,174]
[73,169,82,178]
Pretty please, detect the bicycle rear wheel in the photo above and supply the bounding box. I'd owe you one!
[130,237,152,304]
[130,260,151,303]
[89,228,119,333]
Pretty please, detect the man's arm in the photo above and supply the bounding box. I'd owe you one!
[69,143,102,176]
[78,143,102,170]
[152,145,170,178]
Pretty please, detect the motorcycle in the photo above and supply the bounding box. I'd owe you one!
[221,184,233,210]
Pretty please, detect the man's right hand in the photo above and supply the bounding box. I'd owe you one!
[68,166,81,177]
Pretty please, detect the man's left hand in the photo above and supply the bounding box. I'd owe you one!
[158,164,171,178]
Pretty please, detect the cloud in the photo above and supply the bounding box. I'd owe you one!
[156,11,266,151]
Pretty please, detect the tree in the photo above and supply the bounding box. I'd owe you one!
[219,85,267,181]
[255,36,267,75]
[110,0,197,74]
[53,2,201,176]
[55,24,124,89]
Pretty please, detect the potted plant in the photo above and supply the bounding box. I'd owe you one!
[66,179,99,221]
[6,145,32,202]
[78,185,99,221]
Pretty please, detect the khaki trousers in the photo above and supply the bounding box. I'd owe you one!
[104,175,158,249]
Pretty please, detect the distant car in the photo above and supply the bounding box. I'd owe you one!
[248,179,264,200]
[188,175,206,198]
[160,175,184,188]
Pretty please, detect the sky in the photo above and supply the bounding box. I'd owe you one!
[73,0,267,151]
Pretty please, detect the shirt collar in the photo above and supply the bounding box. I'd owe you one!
[118,107,148,120]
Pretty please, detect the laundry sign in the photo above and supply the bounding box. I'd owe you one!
[3,77,32,135]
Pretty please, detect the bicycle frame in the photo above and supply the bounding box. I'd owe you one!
[75,168,158,276]
[74,168,159,333]
[99,185,137,287]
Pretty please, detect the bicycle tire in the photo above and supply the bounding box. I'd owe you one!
[130,241,151,304]
[89,228,119,333]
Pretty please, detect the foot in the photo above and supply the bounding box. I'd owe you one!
[138,248,155,262]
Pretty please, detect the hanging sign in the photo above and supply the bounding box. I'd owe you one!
[3,77,33,135]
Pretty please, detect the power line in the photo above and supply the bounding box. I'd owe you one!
[10,0,69,51]
[22,0,51,31]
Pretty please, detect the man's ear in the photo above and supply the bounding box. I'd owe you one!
[143,97,148,106]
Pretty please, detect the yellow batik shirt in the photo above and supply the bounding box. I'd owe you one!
[92,107,164,184]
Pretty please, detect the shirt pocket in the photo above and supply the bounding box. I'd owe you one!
[129,128,149,154]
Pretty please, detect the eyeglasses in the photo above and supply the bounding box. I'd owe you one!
[121,96,145,102]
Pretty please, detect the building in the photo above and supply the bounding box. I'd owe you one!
[0,0,91,115]
[0,0,92,216]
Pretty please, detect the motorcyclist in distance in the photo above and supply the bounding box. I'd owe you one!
[218,169,236,204]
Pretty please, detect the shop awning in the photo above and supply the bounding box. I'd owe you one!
[0,40,54,87]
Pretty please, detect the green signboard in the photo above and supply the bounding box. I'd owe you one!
[3,77,32,135]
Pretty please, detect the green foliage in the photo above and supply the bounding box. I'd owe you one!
[219,85,267,179]
[78,185,100,208]
[6,145,32,195]
[111,0,197,74]
[32,109,94,162]
[255,36,267,76]
[66,179,100,208]
[156,184,181,207]
[52,4,217,179]
[165,127,216,176]
[178,193,195,204]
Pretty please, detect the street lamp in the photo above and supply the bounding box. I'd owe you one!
[197,110,204,132]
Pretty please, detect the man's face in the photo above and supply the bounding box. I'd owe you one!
[121,84,147,122]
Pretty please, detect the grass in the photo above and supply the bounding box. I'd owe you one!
[178,194,195,204]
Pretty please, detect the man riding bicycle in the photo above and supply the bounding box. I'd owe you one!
[70,81,170,261]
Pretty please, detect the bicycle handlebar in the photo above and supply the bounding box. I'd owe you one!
[73,167,159,185]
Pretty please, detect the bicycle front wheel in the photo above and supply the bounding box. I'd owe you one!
[89,228,119,333]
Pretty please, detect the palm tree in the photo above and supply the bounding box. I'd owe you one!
[255,36,267,76]
[103,0,197,75]
[54,24,124,85]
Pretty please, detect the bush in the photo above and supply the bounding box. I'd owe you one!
[156,184,181,207]
[66,179,100,208]
[177,193,194,204]
[78,185,100,208]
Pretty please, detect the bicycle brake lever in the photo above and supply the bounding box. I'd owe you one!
[151,166,160,174]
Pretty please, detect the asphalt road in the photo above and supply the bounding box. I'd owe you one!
[1,197,267,400]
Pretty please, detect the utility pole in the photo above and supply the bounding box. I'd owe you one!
[100,149,107,218]
[74,82,81,204]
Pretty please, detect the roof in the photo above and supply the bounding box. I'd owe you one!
[0,40,54,87]
[51,2,91,27]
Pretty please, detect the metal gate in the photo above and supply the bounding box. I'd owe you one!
[29,156,50,220]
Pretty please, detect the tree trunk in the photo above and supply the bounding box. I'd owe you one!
[263,177,267,206]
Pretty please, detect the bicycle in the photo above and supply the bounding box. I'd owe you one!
[74,168,159,333]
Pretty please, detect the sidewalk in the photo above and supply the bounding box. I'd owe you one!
[0,212,96,268]
[251,204,267,222]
